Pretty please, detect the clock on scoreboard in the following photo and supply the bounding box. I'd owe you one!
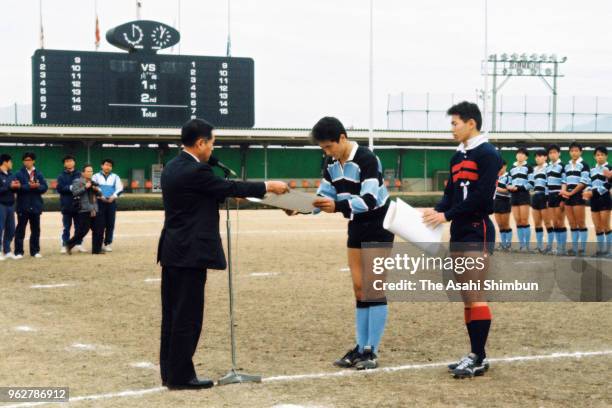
[32,20,255,127]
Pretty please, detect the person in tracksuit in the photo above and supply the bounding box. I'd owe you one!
[560,141,590,256]
[56,155,84,254]
[546,144,568,255]
[423,101,502,379]
[582,146,611,256]
[92,158,123,252]
[0,154,20,261]
[531,149,553,253]
[14,152,48,259]
[507,148,533,251]
[493,160,512,250]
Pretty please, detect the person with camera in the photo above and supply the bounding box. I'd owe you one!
[66,164,104,255]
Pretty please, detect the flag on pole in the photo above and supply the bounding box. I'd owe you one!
[95,0,100,50]
[39,0,44,49]
[95,15,100,50]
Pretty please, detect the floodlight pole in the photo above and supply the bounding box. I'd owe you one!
[482,0,489,130]
[485,54,566,131]
[368,0,374,151]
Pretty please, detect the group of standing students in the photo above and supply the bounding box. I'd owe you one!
[493,142,611,256]
[0,153,122,260]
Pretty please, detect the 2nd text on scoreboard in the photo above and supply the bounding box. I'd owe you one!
[32,49,255,127]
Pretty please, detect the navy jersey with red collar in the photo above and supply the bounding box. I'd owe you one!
[435,135,502,223]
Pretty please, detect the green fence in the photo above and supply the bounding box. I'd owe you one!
[0,144,601,190]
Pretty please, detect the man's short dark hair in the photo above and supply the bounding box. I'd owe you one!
[310,117,347,143]
[535,149,547,157]
[181,118,214,147]
[594,145,608,156]
[22,152,36,161]
[547,144,560,154]
[517,147,529,157]
[82,163,93,171]
[101,158,114,166]
[63,154,75,163]
[569,141,583,151]
[0,154,11,165]
[446,101,482,131]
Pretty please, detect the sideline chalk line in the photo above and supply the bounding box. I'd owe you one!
[2,349,611,407]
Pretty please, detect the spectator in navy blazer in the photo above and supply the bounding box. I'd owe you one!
[0,154,20,261]
[57,155,85,254]
[14,152,48,259]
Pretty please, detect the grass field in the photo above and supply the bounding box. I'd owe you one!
[0,210,610,408]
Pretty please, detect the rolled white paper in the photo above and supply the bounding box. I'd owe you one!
[383,198,443,254]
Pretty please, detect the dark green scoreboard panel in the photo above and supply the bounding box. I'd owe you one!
[32,49,254,127]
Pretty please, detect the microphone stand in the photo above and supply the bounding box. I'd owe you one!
[218,168,262,386]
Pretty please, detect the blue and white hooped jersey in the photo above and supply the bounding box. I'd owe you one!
[531,164,548,194]
[495,172,511,199]
[563,158,590,192]
[586,162,611,195]
[508,162,533,192]
[316,142,390,220]
[546,159,564,194]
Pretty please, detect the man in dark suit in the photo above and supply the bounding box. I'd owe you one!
[158,118,289,390]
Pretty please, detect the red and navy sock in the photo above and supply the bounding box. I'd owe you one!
[466,305,492,362]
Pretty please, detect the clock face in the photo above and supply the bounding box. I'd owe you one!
[106,20,181,53]
[123,24,144,48]
[151,25,172,48]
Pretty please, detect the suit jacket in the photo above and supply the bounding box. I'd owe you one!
[158,151,267,270]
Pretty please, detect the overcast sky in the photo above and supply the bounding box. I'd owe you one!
[1,0,611,129]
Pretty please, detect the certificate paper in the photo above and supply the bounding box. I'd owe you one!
[247,190,319,213]
[383,198,443,253]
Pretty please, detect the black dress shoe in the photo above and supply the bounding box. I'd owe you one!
[166,377,214,390]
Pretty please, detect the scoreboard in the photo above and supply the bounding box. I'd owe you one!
[32,49,255,127]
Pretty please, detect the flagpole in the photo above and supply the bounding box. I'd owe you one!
[39,0,44,49]
[94,0,100,50]
[226,0,232,57]
[177,0,181,54]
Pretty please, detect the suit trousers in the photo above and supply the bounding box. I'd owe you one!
[160,266,207,385]
[14,212,40,256]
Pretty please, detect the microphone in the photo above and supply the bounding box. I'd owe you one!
[208,156,237,177]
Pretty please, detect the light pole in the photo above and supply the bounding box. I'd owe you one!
[482,53,567,131]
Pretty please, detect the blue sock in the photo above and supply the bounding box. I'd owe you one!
[579,229,588,252]
[535,227,544,250]
[524,225,531,249]
[558,228,567,253]
[355,303,369,353]
[596,233,605,253]
[506,229,513,247]
[571,229,579,252]
[367,303,388,354]
[607,231,612,254]
[516,227,524,247]
[547,227,555,250]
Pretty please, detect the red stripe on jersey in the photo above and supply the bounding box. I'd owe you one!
[452,171,480,183]
[452,160,478,173]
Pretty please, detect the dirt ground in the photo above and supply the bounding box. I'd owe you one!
[0,209,610,408]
